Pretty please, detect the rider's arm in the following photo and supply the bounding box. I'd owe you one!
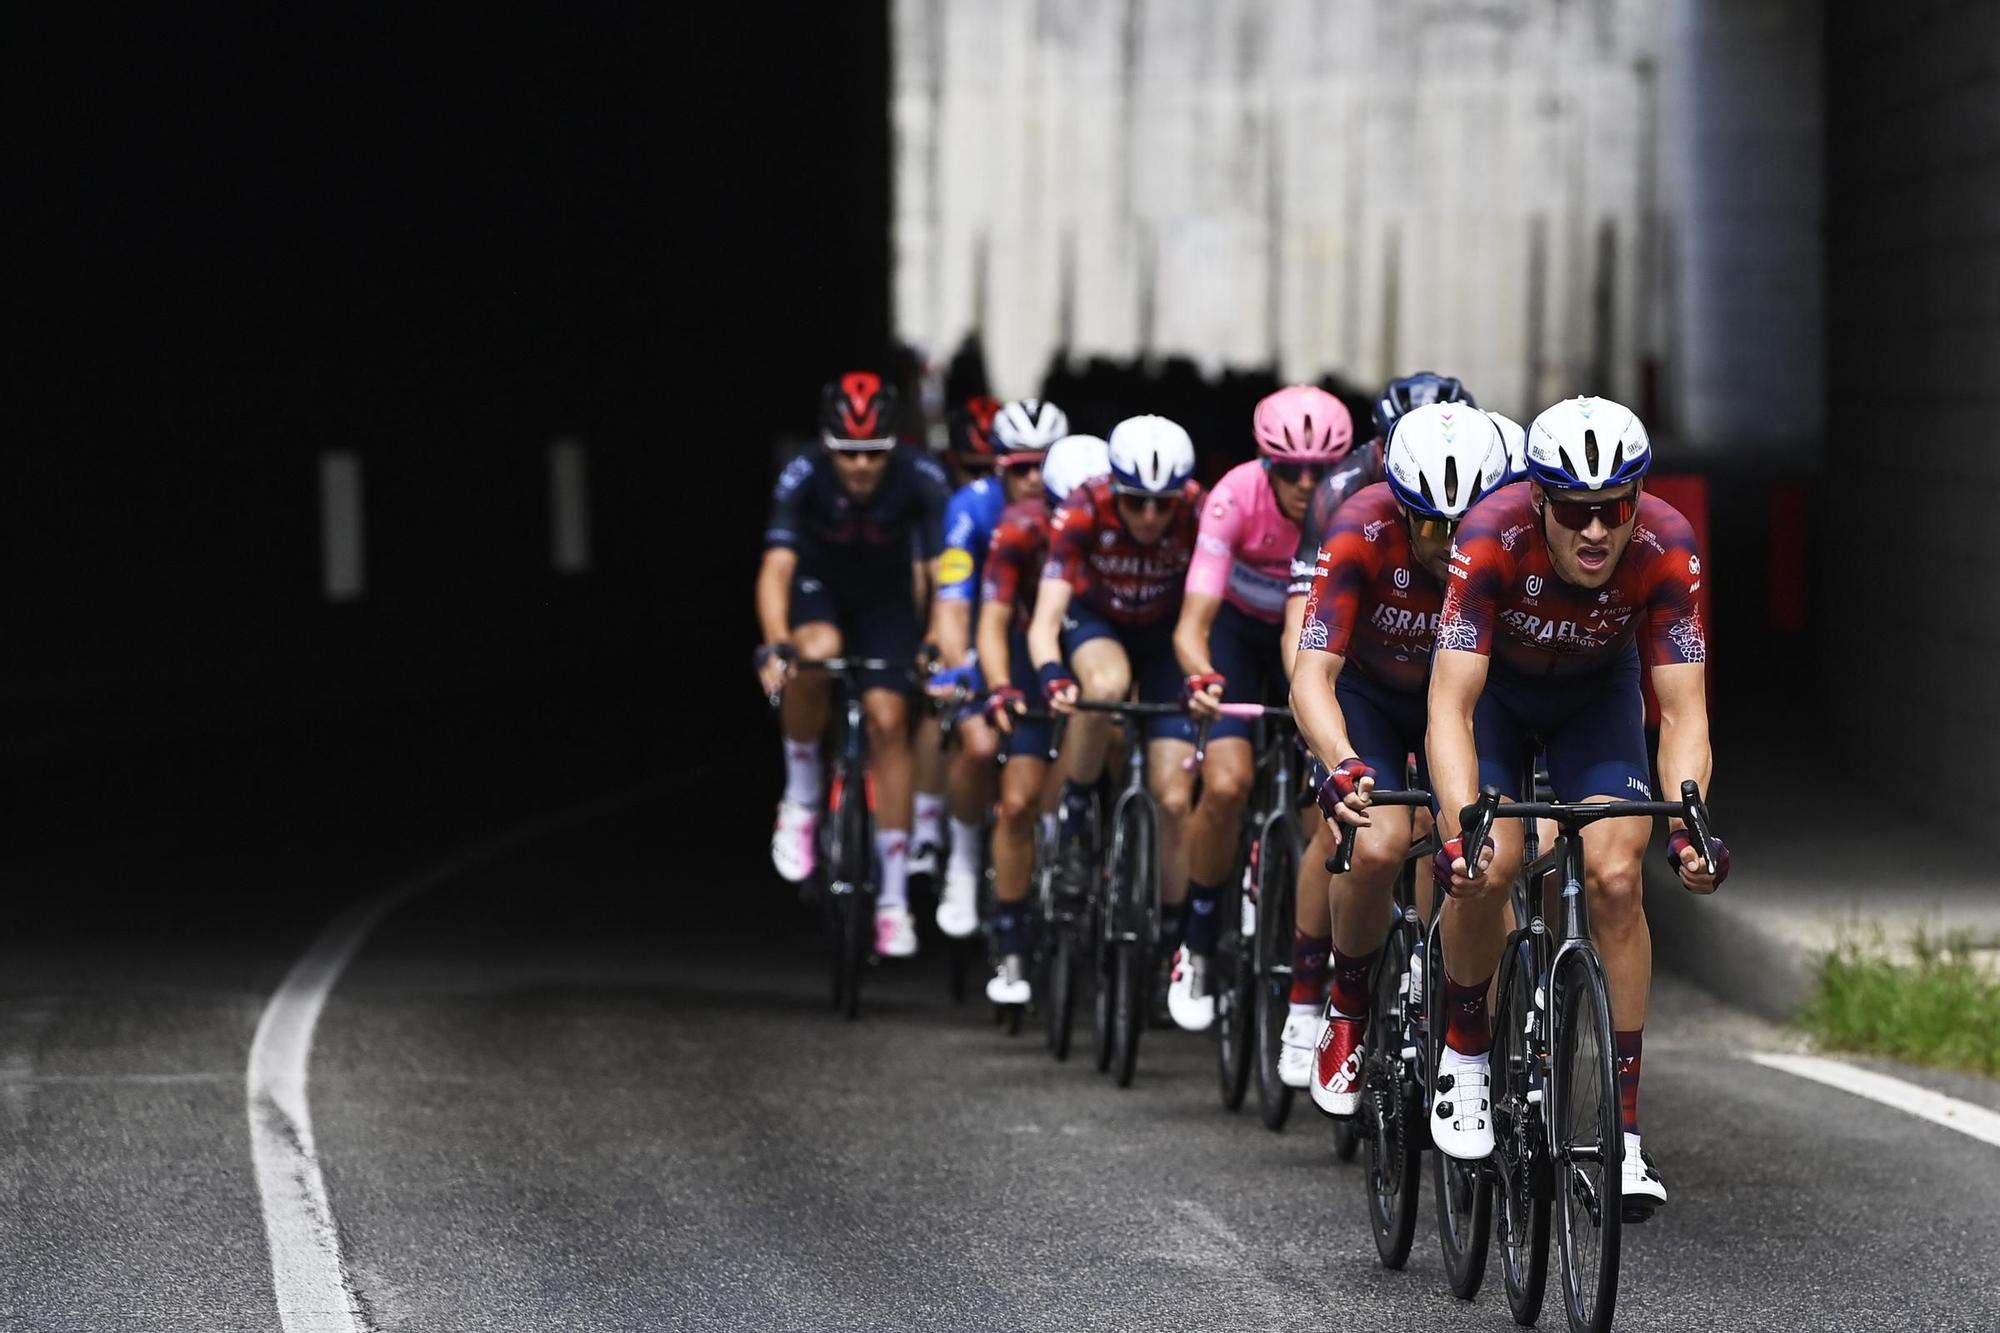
[932,594,971,666]
[1289,646,1355,769]
[1172,592,1223,678]
[1281,592,1307,680]
[1178,487,1240,677]
[756,545,798,647]
[1027,577,1072,671]
[1425,647,1490,843]
[1652,665,1711,827]
[976,598,1014,684]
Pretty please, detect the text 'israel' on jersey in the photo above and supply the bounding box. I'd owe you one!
[1041,475,1204,628]
[763,445,950,576]
[1435,483,1707,678]
[935,476,1007,604]
[1297,483,1443,695]
[1288,439,1386,595]
[979,497,1049,638]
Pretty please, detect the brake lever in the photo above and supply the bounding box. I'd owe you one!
[1456,786,1502,882]
[1679,779,1719,874]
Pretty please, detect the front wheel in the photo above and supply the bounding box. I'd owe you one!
[1252,824,1298,1131]
[1552,946,1622,1333]
[1429,922,1492,1298]
[1363,917,1423,1269]
[1493,940,1551,1326]
[1105,796,1155,1088]
[1213,846,1256,1111]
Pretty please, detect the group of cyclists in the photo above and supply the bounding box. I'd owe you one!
[752,363,1729,1226]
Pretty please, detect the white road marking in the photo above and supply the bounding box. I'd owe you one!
[318,451,364,602]
[548,437,591,574]
[248,787,651,1333]
[1748,1052,2000,1149]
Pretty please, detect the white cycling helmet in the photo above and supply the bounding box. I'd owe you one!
[1486,410,1528,484]
[1042,433,1111,505]
[1106,414,1197,494]
[1384,402,1509,520]
[993,398,1070,456]
[1525,396,1651,490]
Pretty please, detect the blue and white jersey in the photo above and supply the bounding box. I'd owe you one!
[935,476,1007,604]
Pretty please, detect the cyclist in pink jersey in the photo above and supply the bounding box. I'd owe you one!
[1164,386,1353,1031]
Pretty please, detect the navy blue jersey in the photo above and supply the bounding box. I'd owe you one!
[765,446,950,577]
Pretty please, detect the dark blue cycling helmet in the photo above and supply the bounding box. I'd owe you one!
[1372,372,1476,441]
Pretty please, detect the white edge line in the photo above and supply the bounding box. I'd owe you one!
[1747,1051,2000,1149]
[246,782,663,1333]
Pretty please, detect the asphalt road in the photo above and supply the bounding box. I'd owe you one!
[3,763,1998,1332]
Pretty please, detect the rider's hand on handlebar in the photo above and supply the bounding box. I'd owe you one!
[1314,757,1376,828]
[985,685,1024,734]
[1182,671,1226,720]
[926,662,983,700]
[1038,663,1079,715]
[754,642,796,701]
[1433,834,1496,897]
[1667,828,1730,894]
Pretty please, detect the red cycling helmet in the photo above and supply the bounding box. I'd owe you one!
[948,395,1002,459]
[820,371,899,449]
[1253,385,1354,462]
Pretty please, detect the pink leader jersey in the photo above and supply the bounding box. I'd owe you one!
[1184,460,1300,624]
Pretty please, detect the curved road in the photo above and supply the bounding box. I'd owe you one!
[3,779,1997,1332]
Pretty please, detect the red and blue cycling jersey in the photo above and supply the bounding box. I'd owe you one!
[1435,483,1706,677]
[1042,475,1204,628]
[1298,483,1442,696]
[980,497,1049,638]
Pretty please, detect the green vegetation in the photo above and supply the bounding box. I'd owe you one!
[1801,928,2000,1078]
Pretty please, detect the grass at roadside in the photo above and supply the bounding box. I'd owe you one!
[1801,928,2000,1078]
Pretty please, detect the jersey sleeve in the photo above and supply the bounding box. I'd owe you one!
[1434,516,1506,657]
[1298,512,1378,659]
[763,453,814,550]
[1042,497,1092,584]
[1187,482,1245,599]
[1641,509,1707,666]
[913,457,950,560]
[981,521,1026,609]
[936,487,983,601]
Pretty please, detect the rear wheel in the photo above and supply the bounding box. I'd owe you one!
[1253,824,1299,1131]
[1493,940,1551,1326]
[1364,917,1423,1268]
[1553,946,1622,1333]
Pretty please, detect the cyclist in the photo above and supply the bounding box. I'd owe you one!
[1169,386,1353,1031]
[1029,415,1205,976]
[1289,403,1509,1112]
[908,396,1001,882]
[754,371,951,958]
[1426,395,1729,1218]
[1488,409,1528,482]
[927,397,1070,937]
[1276,372,1477,1085]
[979,433,1113,1004]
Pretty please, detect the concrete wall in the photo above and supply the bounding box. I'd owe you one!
[1824,2,2000,830]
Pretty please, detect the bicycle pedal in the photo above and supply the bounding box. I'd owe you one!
[1621,1198,1661,1224]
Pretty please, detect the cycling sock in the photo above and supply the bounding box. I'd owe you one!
[1182,879,1223,956]
[1060,780,1094,825]
[875,830,910,911]
[1040,812,1059,848]
[1289,931,1331,1007]
[1329,943,1381,1020]
[1616,1028,1644,1135]
[782,739,822,807]
[1158,902,1187,962]
[995,903,1029,956]
[1443,970,1493,1056]
[913,793,946,850]
[947,818,983,876]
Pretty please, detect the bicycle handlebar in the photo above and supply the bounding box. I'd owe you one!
[1454,780,1720,881]
[1325,790,1435,874]
[1183,703,1295,771]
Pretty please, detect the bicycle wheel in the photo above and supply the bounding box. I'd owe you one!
[1214,834,1257,1111]
[1552,945,1622,1333]
[1363,916,1423,1269]
[1105,795,1154,1087]
[823,768,870,1019]
[1493,939,1551,1326]
[1252,823,1298,1130]
[1428,923,1492,1298]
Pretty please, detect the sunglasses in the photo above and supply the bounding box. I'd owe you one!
[1407,514,1460,544]
[1114,490,1178,515]
[1544,494,1638,532]
[1266,460,1329,486]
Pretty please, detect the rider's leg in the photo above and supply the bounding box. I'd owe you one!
[1328,805,1413,1014]
[910,715,948,871]
[1182,737,1252,960]
[1062,636,1131,789]
[862,688,914,910]
[1297,805,1335,1010]
[992,754,1046,948]
[946,716,1000,883]
[780,621,842,764]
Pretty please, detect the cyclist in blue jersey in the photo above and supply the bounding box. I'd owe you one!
[926,398,1069,935]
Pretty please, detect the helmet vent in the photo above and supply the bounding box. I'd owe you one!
[1442,456,1460,506]
[1583,429,1600,475]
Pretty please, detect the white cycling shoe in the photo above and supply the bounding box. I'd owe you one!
[1166,947,1216,1032]
[770,800,817,883]
[1278,1011,1325,1089]
[1431,1048,1495,1159]
[935,866,981,939]
[874,905,918,959]
[986,955,1031,1005]
[1621,1132,1667,1219]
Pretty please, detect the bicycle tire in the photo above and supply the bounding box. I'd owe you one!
[1111,939,1144,1086]
[1552,945,1622,1333]
[1253,824,1298,1130]
[1214,838,1256,1112]
[1494,938,1551,1326]
[1364,916,1423,1269]
[1429,922,1492,1299]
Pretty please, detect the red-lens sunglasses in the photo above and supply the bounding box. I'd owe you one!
[1545,494,1638,532]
